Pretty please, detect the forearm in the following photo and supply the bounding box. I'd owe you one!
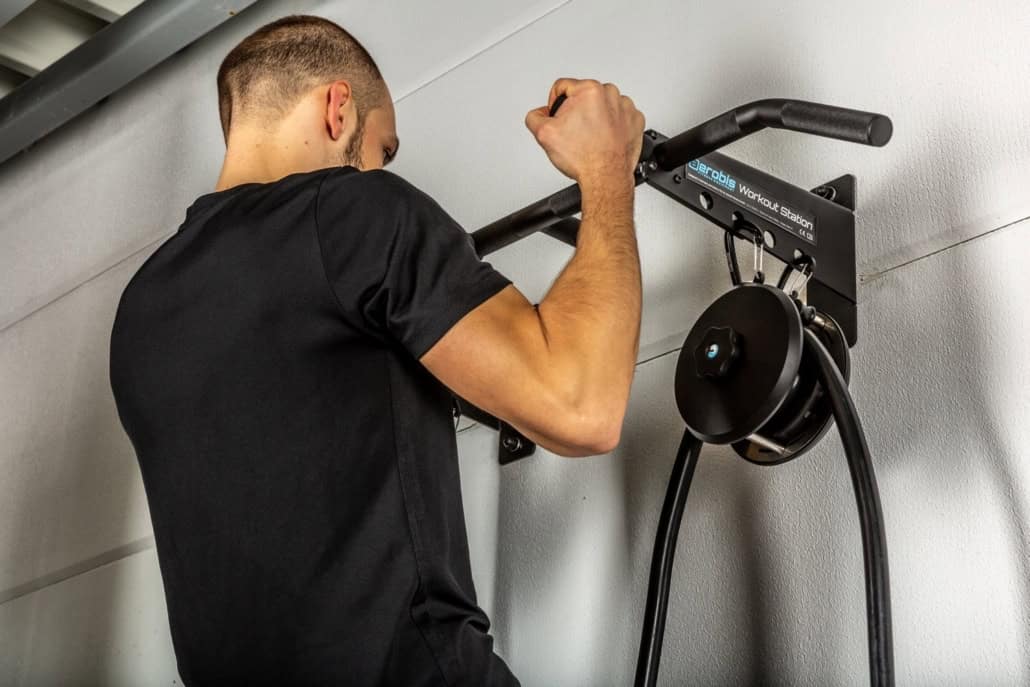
[534,173,642,442]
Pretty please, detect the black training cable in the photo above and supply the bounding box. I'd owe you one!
[803,328,895,686]
[634,430,704,687]
[632,326,892,687]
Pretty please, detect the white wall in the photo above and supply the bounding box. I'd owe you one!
[1,0,1028,684]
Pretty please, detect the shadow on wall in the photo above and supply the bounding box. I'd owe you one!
[857,116,1030,679]
[606,39,879,683]
[0,300,142,681]
[482,110,1030,687]
[938,112,1030,675]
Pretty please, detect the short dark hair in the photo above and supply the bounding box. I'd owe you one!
[216,15,389,140]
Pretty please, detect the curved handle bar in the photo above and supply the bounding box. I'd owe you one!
[471,98,893,257]
[653,99,892,170]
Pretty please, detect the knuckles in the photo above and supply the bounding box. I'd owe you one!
[535,121,556,145]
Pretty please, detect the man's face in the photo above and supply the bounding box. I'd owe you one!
[343,96,399,172]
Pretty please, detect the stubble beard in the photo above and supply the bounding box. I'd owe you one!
[339,115,366,170]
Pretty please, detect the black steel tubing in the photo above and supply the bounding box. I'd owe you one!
[653,99,892,171]
[472,99,891,258]
[634,430,704,687]
[803,328,894,686]
[541,216,581,248]
[472,183,584,256]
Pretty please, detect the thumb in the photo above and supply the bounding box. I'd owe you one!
[524,105,550,136]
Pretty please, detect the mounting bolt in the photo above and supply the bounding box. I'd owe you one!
[673,173,683,183]
[647,160,658,171]
[502,435,522,452]
[813,185,836,201]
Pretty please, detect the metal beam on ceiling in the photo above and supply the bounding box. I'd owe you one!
[0,0,259,166]
[59,0,142,24]
[0,64,24,99]
[0,1,107,77]
[0,1,36,29]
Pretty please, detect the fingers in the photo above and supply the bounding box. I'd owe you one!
[547,77,608,111]
[526,78,598,137]
[526,77,603,136]
[622,94,646,130]
[524,104,551,136]
[526,77,645,143]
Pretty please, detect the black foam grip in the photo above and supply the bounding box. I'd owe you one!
[780,101,892,147]
[653,99,893,170]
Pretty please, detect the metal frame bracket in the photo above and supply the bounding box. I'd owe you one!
[643,131,860,345]
[453,396,536,465]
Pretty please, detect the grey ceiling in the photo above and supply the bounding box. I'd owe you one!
[0,0,259,166]
[0,1,146,97]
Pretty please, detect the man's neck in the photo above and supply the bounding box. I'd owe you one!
[215,127,325,192]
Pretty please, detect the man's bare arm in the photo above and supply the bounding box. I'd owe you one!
[420,79,644,457]
[421,175,639,456]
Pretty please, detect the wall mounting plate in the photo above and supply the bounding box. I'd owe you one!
[643,132,860,346]
[453,395,537,465]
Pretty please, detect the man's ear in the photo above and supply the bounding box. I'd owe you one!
[325,80,354,141]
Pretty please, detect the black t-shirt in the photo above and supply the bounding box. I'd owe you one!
[109,165,518,686]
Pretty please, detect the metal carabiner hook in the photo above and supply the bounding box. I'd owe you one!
[726,216,765,285]
[724,231,742,286]
[777,254,817,298]
[752,235,765,284]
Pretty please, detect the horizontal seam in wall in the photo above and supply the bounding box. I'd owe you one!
[861,213,1030,283]
[0,232,174,335]
[456,343,682,436]
[392,0,573,104]
[1,342,684,597]
[0,536,155,606]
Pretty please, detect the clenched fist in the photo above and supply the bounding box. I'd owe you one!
[525,78,646,185]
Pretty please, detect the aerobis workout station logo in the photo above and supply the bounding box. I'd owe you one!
[686,158,816,244]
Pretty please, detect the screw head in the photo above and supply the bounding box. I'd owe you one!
[502,435,522,452]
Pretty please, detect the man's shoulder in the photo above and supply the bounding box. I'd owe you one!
[318,167,441,215]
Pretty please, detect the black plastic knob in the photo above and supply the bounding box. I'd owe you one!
[695,326,740,378]
[675,283,804,444]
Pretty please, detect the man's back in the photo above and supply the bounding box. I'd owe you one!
[110,166,517,686]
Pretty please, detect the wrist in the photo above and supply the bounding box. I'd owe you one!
[578,171,636,200]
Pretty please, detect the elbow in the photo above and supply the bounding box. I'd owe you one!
[562,406,624,457]
[587,425,621,456]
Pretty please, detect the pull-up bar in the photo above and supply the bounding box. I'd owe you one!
[471,98,891,258]
[459,97,894,465]
[458,98,896,687]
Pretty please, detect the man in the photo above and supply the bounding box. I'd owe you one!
[110,14,644,687]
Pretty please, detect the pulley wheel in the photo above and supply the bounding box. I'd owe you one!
[732,310,851,465]
[675,284,803,444]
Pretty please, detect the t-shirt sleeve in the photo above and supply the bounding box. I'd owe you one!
[315,167,513,360]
